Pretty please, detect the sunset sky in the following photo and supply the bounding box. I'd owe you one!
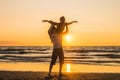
[0,0,120,46]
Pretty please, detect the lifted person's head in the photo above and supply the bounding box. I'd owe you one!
[60,16,65,23]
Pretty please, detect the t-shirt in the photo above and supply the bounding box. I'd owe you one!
[48,25,62,49]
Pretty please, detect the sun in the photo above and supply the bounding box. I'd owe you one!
[65,35,72,41]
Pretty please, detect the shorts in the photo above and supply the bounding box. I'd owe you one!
[51,47,64,65]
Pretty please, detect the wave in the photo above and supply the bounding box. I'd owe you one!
[1,46,120,54]
[65,49,120,53]
[0,48,50,54]
[0,46,120,66]
[0,55,51,62]
[93,54,120,58]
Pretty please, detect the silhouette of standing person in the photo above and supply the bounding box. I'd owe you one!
[42,16,77,78]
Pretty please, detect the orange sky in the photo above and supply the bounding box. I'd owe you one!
[0,0,120,46]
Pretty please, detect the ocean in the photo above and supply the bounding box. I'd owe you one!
[0,46,120,66]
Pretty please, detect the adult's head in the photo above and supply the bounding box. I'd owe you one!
[60,16,65,23]
[51,26,57,34]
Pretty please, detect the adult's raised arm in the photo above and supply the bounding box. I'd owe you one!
[62,25,69,35]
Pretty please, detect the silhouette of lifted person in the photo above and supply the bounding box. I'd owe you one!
[42,16,77,34]
[42,16,77,78]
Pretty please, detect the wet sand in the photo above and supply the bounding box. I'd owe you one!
[0,62,120,80]
[0,62,120,73]
[0,71,120,80]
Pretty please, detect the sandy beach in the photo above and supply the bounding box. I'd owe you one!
[0,71,120,80]
[0,62,120,80]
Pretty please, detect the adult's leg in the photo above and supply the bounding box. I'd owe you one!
[48,49,57,76]
[48,62,53,76]
[59,48,64,76]
[59,63,63,76]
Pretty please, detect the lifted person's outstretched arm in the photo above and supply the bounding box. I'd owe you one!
[66,21,78,25]
[42,20,58,25]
